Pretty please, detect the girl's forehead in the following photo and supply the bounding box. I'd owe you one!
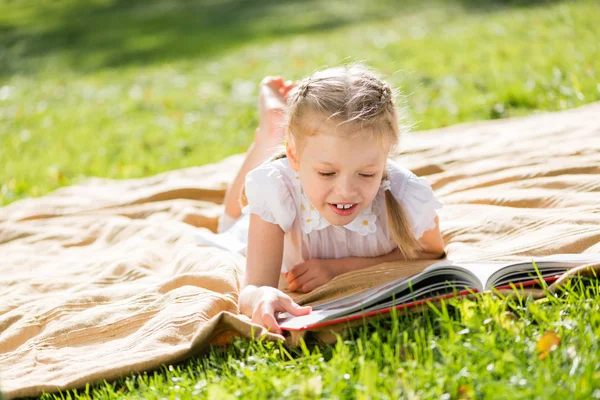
[301,113,390,145]
[300,132,388,167]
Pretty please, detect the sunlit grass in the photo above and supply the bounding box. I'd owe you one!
[38,277,600,399]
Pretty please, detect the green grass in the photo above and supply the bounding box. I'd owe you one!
[1,0,600,398]
[39,279,600,399]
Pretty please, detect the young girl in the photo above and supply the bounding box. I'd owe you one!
[196,63,445,334]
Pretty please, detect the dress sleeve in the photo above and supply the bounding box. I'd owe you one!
[386,159,443,240]
[242,161,296,233]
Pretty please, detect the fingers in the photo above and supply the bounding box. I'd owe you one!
[287,264,311,292]
[289,276,313,293]
[249,288,312,336]
[287,263,309,284]
[279,295,312,316]
[287,278,304,292]
[252,302,281,334]
[263,312,282,335]
[301,277,319,293]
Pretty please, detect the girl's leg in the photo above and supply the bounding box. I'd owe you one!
[222,128,283,219]
[223,77,294,221]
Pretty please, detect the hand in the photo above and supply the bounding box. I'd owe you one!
[256,76,296,146]
[285,258,340,293]
[240,285,311,334]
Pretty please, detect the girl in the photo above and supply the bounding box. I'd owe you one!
[196,63,445,334]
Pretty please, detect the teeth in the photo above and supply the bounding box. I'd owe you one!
[335,204,354,209]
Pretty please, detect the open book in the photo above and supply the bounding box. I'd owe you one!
[278,254,600,331]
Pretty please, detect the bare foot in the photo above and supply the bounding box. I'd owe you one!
[256,76,296,147]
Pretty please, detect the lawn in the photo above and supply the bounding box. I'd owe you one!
[38,282,600,399]
[1,0,600,398]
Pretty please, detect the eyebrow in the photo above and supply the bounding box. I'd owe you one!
[317,161,380,168]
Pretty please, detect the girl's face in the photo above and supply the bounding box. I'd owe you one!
[287,124,389,227]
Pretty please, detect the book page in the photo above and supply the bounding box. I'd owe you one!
[442,262,507,291]
[278,274,419,329]
[278,267,479,330]
[530,254,600,263]
[440,254,600,290]
[484,254,600,289]
[357,279,474,314]
[279,254,600,331]
[422,260,490,291]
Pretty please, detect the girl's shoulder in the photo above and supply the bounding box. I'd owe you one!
[268,156,297,178]
[251,156,296,180]
[246,157,298,195]
[243,157,298,233]
[386,157,439,202]
[385,158,418,199]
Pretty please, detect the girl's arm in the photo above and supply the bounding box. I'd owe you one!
[416,216,445,258]
[238,214,311,333]
[286,217,445,292]
[245,213,285,288]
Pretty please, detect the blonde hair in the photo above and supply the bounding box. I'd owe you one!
[242,62,423,259]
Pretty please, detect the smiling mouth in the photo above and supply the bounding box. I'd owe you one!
[328,203,358,216]
[332,203,355,209]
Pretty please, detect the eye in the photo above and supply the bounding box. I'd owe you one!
[360,174,375,178]
[317,171,335,177]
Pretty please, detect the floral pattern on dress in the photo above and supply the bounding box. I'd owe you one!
[300,196,323,234]
[345,212,377,235]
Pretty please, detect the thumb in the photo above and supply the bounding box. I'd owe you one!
[280,296,312,316]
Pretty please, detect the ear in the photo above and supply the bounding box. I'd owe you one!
[285,137,300,172]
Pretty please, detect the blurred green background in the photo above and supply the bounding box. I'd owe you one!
[0,0,598,208]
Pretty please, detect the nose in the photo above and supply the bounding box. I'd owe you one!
[334,175,358,199]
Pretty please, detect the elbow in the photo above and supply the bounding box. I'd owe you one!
[431,249,446,259]
[419,242,446,259]
[419,249,446,260]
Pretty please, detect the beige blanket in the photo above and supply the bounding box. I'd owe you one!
[1,102,599,398]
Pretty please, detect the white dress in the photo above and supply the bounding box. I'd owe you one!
[196,157,443,273]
